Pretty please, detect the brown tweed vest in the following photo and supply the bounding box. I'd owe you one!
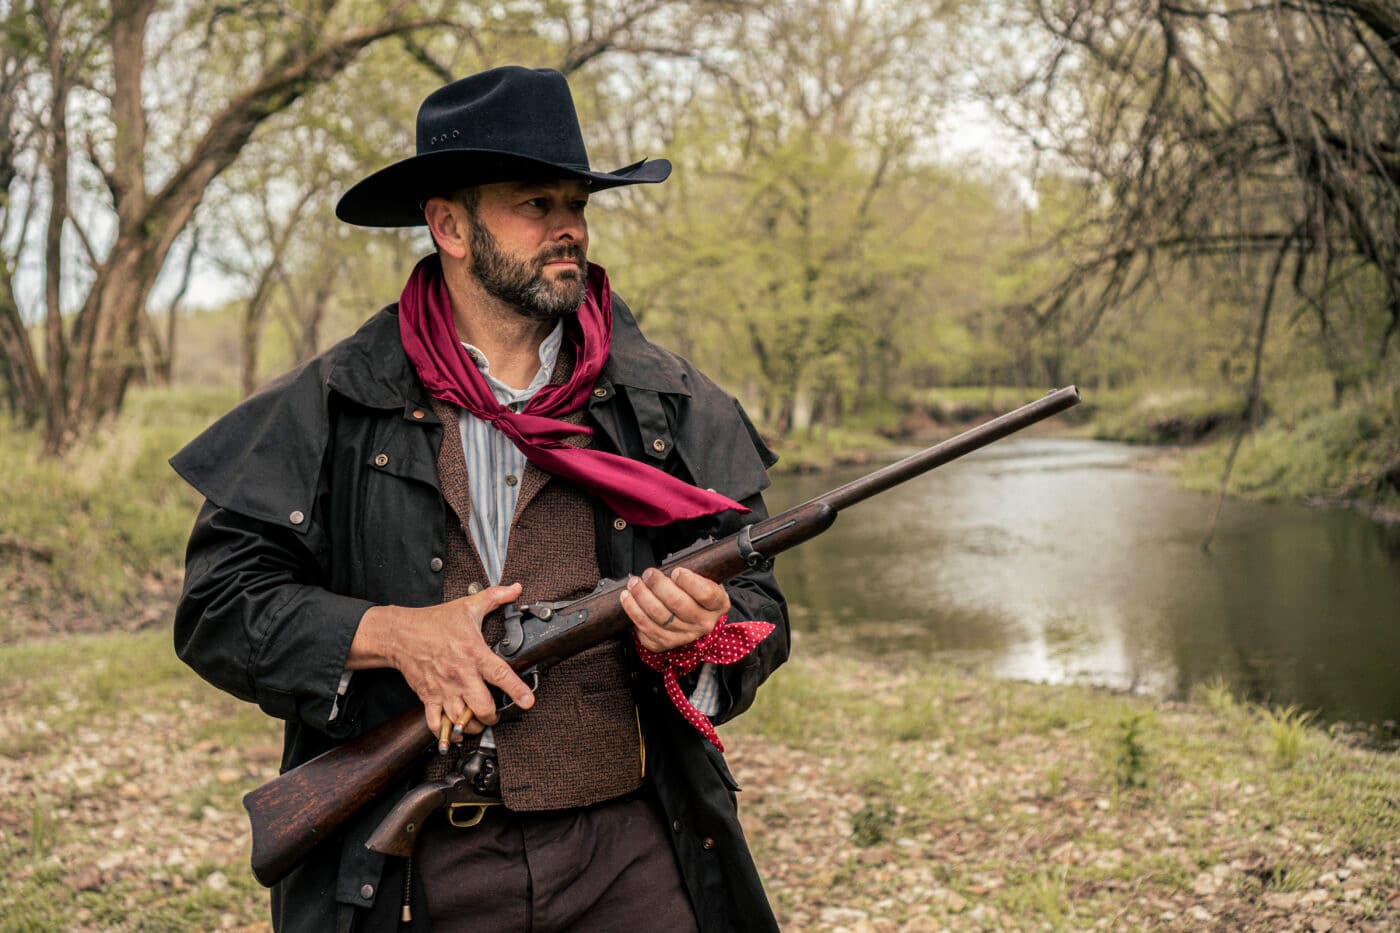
[424,351,642,811]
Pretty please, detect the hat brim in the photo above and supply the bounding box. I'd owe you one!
[335,149,672,228]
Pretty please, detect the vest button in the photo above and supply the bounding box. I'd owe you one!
[613,518,627,532]
[429,557,443,572]
[374,453,389,467]
[651,438,667,453]
[467,582,483,595]
[360,883,374,899]
[288,510,305,525]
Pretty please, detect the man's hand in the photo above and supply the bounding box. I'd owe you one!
[348,583,536,739]
[620,566,730,653]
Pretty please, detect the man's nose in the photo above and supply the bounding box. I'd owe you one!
[552,208,587,243]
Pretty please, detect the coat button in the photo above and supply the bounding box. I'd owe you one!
[613,518,627,531]
[702,837,716,850]
[672,819,682,833]
[360,883,374,899]
[429,557,443,572]
[412,409,425,420]
[467,582,482,595]
[593,387,608,398]
[651,438,667,453]
[288,510,305,525]
[374,453,389,467]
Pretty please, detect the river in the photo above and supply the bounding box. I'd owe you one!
[765,438,1400,725]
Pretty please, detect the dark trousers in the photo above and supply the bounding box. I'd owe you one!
[416,790,698,932]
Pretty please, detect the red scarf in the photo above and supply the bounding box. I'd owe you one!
[398,255,748,526]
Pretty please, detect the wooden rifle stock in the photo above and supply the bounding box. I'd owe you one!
[243,386,1081,886]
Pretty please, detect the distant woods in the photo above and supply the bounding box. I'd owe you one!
[0,0,1396,455]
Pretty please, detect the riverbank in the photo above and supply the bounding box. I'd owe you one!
[768,381,1400,524]
[1,629,1396,930]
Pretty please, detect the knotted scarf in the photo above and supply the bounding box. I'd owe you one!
[633,615,777,750]
[398,254,748,526]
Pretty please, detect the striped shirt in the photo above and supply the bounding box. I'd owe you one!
[457,326,723,724]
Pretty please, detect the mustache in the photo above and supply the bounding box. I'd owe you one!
[536,244,586,268]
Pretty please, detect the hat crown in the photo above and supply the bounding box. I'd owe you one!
[415,66,591,170]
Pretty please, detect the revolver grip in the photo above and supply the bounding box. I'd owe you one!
[365,780,451,857]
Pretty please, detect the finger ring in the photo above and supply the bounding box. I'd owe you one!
[660,612,676,628]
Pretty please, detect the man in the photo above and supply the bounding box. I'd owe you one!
[172,66,787,932]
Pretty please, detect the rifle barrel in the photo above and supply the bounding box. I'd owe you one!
[816,386,1080,513]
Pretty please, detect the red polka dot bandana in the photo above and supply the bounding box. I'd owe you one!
[633,615,776,751]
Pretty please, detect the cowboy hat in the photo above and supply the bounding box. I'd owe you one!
[336,66,672,228]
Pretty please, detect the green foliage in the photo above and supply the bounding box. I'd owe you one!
[850,799,898,848]
[1260,705,1316,770]
[1113,713,1151,789]
[0,389,216,613]
[1092,387,1247,445]
[1179,374,1400,506]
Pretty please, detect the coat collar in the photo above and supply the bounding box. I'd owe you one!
[324,296,690,410]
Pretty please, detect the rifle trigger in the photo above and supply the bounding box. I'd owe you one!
[737,523,773,572]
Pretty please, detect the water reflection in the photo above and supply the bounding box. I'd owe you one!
[768,439,1400,724]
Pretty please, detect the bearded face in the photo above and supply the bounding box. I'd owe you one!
[467,214,588,320]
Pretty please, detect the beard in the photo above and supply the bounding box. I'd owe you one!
[469,221,587,321]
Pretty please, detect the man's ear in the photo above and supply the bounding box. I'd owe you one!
[424,196,470,260]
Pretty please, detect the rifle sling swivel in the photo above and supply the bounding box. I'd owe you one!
[737,524,773,572]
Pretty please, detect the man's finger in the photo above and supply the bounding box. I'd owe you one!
[477,654,535,711]
[467,582,523,615]
[669,567,729,612]
[628,573,682,624]
[424,701,445,737]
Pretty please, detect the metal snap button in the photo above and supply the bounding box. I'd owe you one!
[429,557,443,572]
[593,387,607,398]
[651,438,666,453]
[412,409,425,420]
[613,518,627,531]
[288,510,305,525]
[374,453,389,467]
[360,883,374,899]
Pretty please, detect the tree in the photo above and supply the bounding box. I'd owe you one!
[0,0,451,452]
[986,0,1399,396]
[604,0,969,435]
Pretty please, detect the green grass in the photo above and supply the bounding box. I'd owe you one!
[1179,377,1400,508]
[0,387,231,615]
[733,652,1400,928]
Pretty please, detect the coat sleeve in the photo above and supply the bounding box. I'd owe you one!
[170,362,372,734]
[663,385,788,726]
[174,500,374,732]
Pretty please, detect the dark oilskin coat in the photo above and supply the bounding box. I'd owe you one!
[171,296,788,932]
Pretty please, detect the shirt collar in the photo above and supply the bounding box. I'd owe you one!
[461,319,565,404]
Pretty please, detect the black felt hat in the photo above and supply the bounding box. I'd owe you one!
[336,66,672,228]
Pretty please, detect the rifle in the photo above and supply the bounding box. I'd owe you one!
[243,385,1081,886]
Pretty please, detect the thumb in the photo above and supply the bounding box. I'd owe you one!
[478,581,523,611]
